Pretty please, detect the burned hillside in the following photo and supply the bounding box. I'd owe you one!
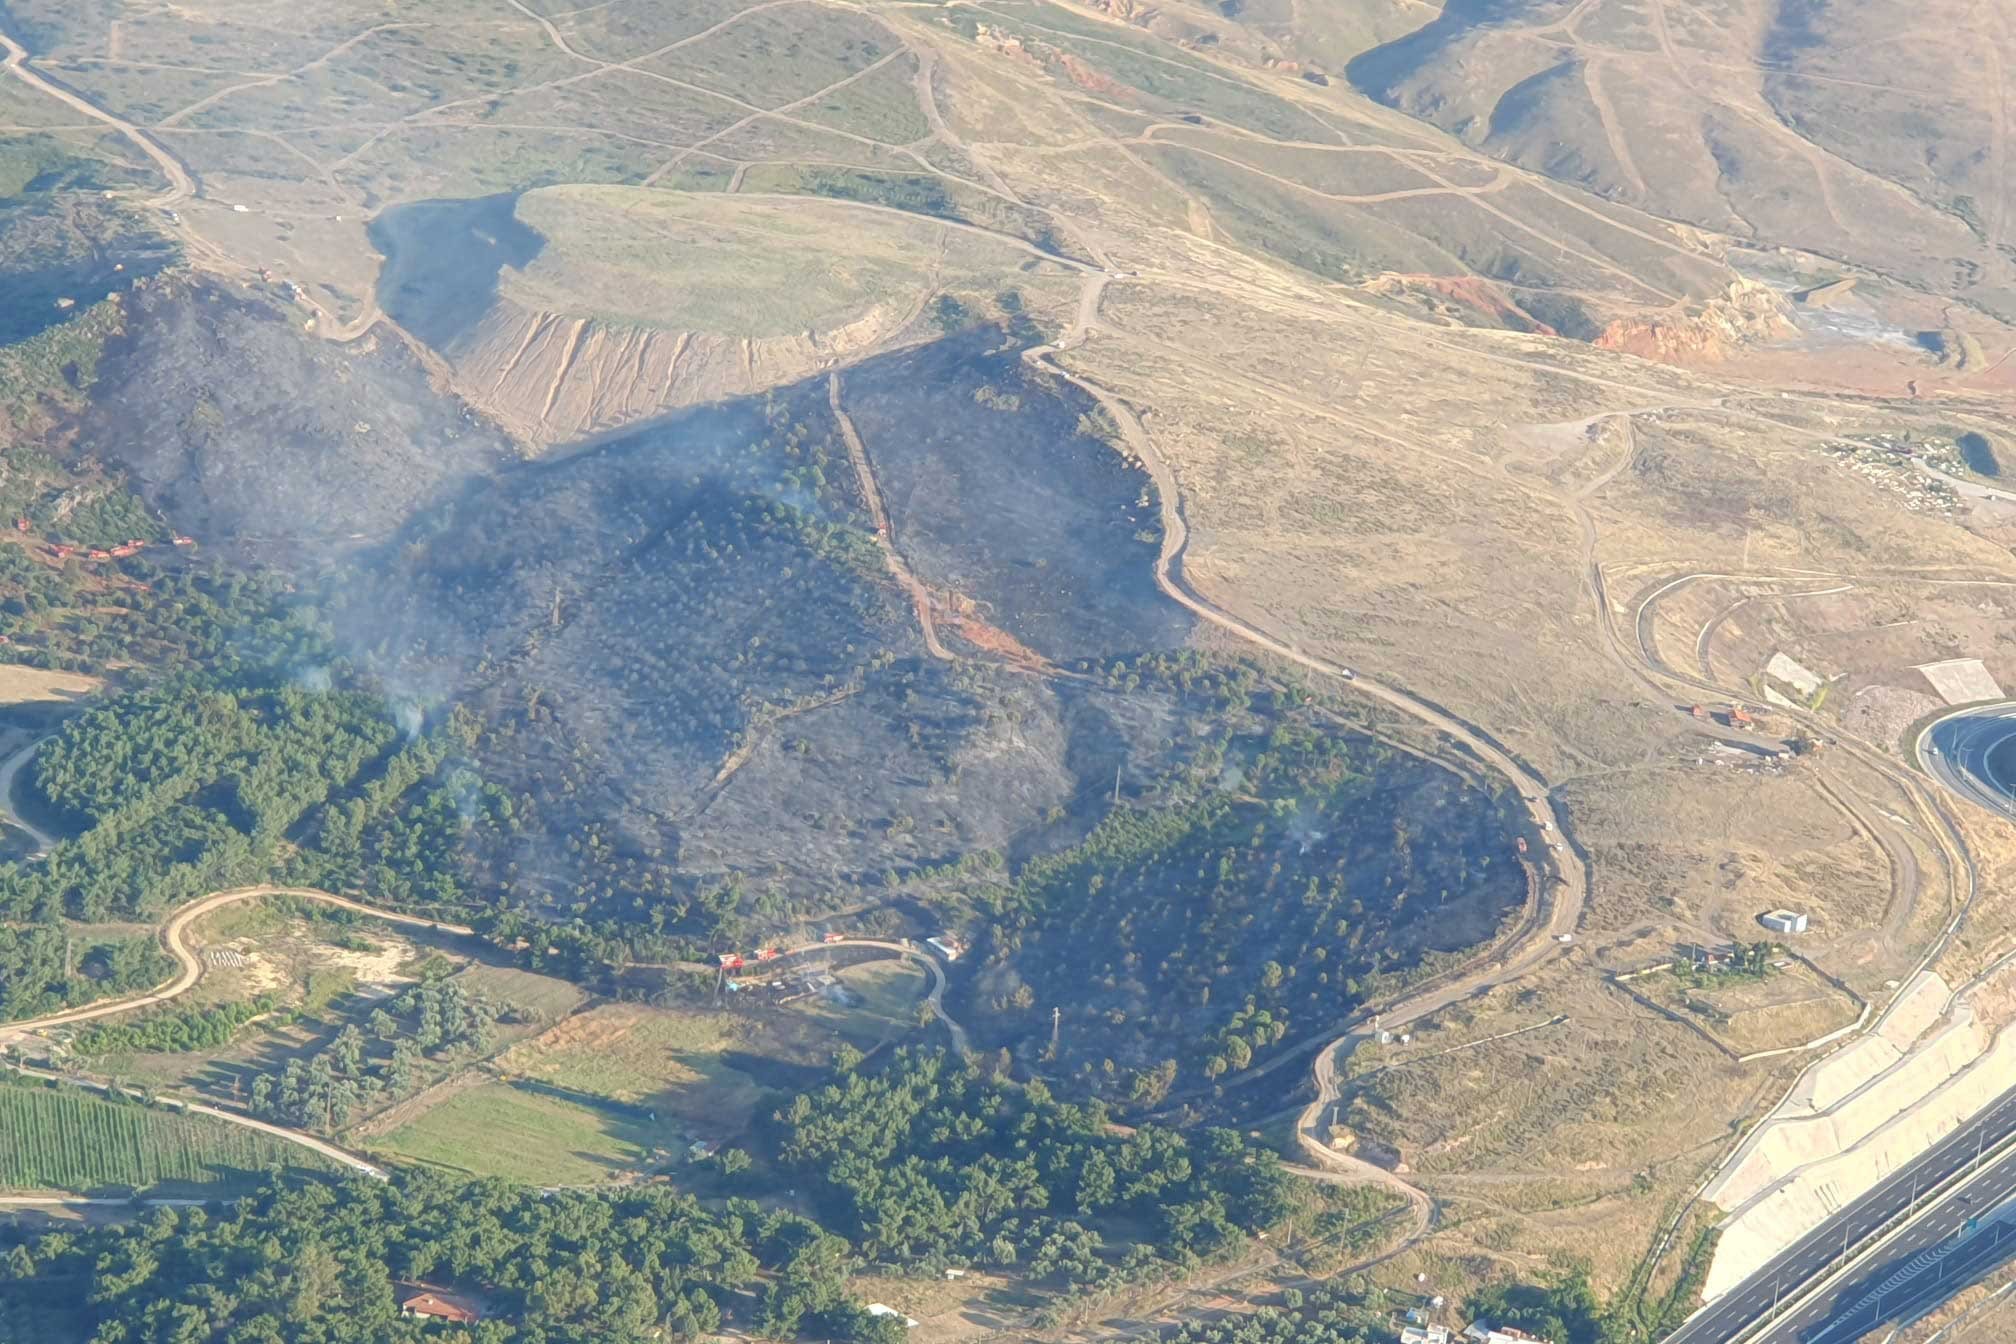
[277,331,1210,925]
[9,270,1533,1093]
[72,278,513,552]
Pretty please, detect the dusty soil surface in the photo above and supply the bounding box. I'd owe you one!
[0,664,100,704]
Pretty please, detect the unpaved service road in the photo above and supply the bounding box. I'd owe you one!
[0,886,478,1182]
[0,886,474,1043]
[0,735,53,853]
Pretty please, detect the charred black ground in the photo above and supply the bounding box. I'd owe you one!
[13,277,1527,1106]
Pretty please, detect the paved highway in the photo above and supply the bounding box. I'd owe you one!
[1665,1086,2016,1343]
[1793,1195,2016,1343]
[1921,704,2016,823]
[1756,1117,2016,1344]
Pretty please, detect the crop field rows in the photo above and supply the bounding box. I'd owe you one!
[0,1082,334,1192]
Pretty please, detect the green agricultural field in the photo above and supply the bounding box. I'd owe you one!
[504,186,1035,336]
[452,964,590,1024]
[493,1002,770,1125]
[367,1080,684,1186]
[734,163,1079,257]
[369,996,879,1184]
[788,959,928,1047]
[0,1081,336,1194]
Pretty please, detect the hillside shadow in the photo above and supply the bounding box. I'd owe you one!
[370,194,544,351]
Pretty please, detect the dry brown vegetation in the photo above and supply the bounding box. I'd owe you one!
[9,0,2016,1320]
[0,664,101,704]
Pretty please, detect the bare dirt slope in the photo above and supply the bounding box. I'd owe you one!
[376,187,1077,447]
[9,0,2016,1317]
[1330,0,2016,322]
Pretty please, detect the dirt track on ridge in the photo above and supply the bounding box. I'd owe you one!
[0,886,475,1181]
[829,371,954,660]
[0,885,473,1043]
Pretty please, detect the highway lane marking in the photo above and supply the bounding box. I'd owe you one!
[1698,1107,2016,1344]
[1752,1139,2016,1343]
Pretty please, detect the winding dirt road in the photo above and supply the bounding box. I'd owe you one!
[0,886,473,1043]
[0,886,474,1182]
[0,736,54,853]
[779,936,970,1057]
[1022,310,1592,1232]
[0,26,191,208]
[1027,342,1587,974]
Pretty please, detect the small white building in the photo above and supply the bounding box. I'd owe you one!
[925,934,964,961]
[1463,1324,1553,1344]
[1401,1326,1452,1344]
[867,1303,919,1329]
[1760,909,1809,935]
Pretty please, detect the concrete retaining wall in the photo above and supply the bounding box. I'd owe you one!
[1700,972,2016,1300]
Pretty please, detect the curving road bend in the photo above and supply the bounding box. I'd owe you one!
[0,735,53,853]
[0,25,192,208]
[0,888,478,1180]
[1028,356,1588,941]
[777,937,970,1058]
[1022,339,1588,1252]
[0,886,474,1044]
[1919,704,2016,823]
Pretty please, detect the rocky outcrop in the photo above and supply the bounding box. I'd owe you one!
[1362,272,1559,335]
[1595,278,1798,363]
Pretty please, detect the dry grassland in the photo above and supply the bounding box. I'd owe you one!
[505,187,1059,337]
[11,0,2016,1305]
[0,664,102,703]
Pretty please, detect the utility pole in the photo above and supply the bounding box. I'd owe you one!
[1112,764,1122,805]
[1049,1006,1061,1060]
